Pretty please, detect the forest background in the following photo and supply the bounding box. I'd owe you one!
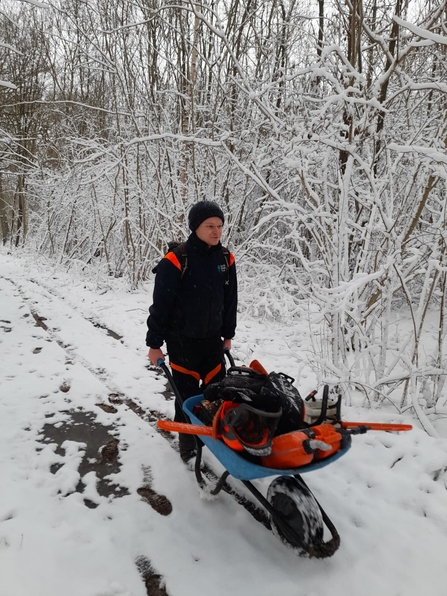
[1,0,447,435]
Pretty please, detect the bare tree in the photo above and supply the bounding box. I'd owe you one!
[2,0,447,428]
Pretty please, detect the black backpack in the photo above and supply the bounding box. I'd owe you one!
[203,366,306,436]
[167,241,231,283]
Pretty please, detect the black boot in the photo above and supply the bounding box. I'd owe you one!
[178,433,196,464]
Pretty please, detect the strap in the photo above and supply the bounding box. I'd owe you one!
[170,361,200,381]
[204,362,223,385]
[170,242,188,277]
[164,251,182,271]
[221,246,231,285]
[169,242,232,281]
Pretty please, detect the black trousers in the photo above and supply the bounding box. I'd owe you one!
[166,336,226,422]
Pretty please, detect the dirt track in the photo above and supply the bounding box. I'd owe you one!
[2,271,270,595]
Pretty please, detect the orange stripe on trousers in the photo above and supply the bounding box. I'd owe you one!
[170,362,201,381]
[204,363,222,385]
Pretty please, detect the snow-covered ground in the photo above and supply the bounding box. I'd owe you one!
[1,250,447,596]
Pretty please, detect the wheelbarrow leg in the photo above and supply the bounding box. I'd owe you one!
[193,445,230,495]
[210,471,230,496]
[194,443,204,485]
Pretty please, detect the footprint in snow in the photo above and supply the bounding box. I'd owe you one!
[137,487,173,516]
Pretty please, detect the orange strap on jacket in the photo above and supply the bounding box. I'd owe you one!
[164,251,182,270]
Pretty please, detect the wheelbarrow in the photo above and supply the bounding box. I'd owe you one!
[156,354,412,558]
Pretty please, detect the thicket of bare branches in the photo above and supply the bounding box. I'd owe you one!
[1,0,447,428]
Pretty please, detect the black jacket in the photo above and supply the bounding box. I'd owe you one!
[146,233,237,348]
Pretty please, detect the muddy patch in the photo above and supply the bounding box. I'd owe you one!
[39,409,128,507]
[32,312,49,330]
[108,393,124,405]
[97,403,118,414]
[89,319,123,341]
[1,319,12,332]
[145,364,174,402]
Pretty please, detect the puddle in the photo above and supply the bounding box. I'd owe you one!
[39,410,128,506]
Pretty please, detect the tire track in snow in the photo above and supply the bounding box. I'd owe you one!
[3,275,172,596]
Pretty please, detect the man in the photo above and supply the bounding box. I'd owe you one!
[146,200,238,463]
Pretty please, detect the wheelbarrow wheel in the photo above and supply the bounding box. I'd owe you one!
[267,476,323,556]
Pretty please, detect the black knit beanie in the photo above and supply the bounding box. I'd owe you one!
[188,200,225,232]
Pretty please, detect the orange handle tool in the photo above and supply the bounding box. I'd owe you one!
[341,422,412,432]
[157,419,216,436]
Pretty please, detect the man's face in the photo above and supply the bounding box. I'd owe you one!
[195,216,223,247]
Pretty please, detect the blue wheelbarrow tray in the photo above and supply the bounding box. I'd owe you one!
[183,395,351,481]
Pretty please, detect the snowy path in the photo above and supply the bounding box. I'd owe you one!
[1,252,447,596]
